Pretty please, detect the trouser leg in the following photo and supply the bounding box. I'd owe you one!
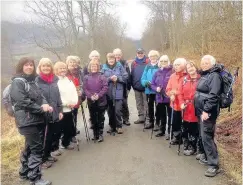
[61,112,73,147]
[122,97,130,122]
[98,106,106,135]
[201,119,219,168]
[134,90,145,121]
[90,102,99,139]
[182,121,189,150]
[115,100,123,128]
[166,104,172,135]
[43,123,55,161]
[197,120,205,154]
[107,99,116,131]
[51,121,62,151]
[188,123,199,151]
[172,110,182,140]
[72,108,78,137]
[19,141,31,178]
[147,94,156,124]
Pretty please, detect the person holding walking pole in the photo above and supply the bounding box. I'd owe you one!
[83,59,108,142]
[54,61,78,150]
[150,55,173,138]
[101,53,128,135]
[10,57,53,185]
[166,58,187,145]
[178,61,200,155]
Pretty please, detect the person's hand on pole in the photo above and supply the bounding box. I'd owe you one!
[41,104,50,112]
[181,103,186,110]
[201,111,209,121]
[170,95,175,102]
[59,113,63,120]
[156,87,161,93]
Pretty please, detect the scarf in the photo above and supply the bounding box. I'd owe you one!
[135,56,146,64]
[69,66,81,78]
[40,72,54,84]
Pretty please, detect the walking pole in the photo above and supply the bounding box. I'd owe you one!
[169,102,174,148]
[43,113,49,149]
[81,103,90,141]
[71,109,80,151]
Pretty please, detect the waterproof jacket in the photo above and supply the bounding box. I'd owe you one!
[101,63,128,100]
[117,59,131,98]
[131,57,149,92]
[166,71,187,111]
[57,76,78,113]
[194,64,223,120]
[151,65,173,103]
[10,75,47,128]
[36,75,62,122]
[83,72,108,107]
[141,63,159,94]
[178,74,200,122]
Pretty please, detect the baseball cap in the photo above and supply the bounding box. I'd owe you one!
[136,48,145,53]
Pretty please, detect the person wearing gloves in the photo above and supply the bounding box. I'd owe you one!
[83,59,108,142]
[54,61,78,150]
[10,57,53,185]
[131,48,150,124]
[141,50,159,129]
[178,61,200,156]
[36,58,63,167]
[166,58,187,144]
[113,48,131,126]
[150,55,173,137]
[101,53,128,135]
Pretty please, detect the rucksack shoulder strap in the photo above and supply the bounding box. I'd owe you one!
[13,78,29,92]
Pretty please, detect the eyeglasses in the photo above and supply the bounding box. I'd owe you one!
[160,60,168,63]
[137,52,144,54]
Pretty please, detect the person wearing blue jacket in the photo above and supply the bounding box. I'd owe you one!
[101,53,128,135]
[141,50,159,129]
[131,48,150,124]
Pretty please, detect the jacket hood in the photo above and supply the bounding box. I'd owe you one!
[12,74,37,82]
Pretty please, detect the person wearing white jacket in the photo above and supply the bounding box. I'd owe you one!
[54,61,78,150]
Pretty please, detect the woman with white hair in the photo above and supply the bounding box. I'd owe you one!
[151,55,173,137]
[36,58,63,168]
[141,50,160,129]
[166,58,187,143]
[194,55,222,177]
[83,50,101,76]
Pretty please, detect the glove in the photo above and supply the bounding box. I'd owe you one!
[145,81,151,88]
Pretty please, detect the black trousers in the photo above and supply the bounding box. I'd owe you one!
[122,97,130,122]
[19,127,43,181]
[72,108,78,137]
[182,121,199,150]
[89,101,106,138]
[107,99,123,130]
[200,118,219,168]
[155,103,171,134]
[42,123,56,161]
[60,112,75,147]
[51,121,62,152]
[171,110,182,139]
[146,94,156,123]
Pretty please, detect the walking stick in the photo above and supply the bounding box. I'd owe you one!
[71,110,80,151]
[169,102,174,148]
[80,103,91,141]
[43,113,49,149]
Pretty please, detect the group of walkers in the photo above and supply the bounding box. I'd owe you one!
[8,47,225,185]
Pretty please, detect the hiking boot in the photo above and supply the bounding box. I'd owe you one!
[98,135,104,142]
[41,161,52,169]
[153,124,160,131]
[47,156,58,163]
[51,150,62,157]
[134,119,145,124]
[71,137,77,143]
[170,138,179,145]
[183,149,196,156]
[144,122,153,129]
[30,178,52,185]
[155,132,165,137]
[117,128,123,134]
[123,120,131,126]
[205,167,220,177]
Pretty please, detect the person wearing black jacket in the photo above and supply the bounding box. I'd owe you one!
[113,48,131,126]
[36,58,63,165]
[194,55,222,177]
[10,57,52,185]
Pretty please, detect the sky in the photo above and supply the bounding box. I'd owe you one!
[1,0,149,40]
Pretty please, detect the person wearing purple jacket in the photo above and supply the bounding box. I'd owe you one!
[151,55,173,137]
[83,59,108,142]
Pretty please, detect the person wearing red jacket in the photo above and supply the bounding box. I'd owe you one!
[166,58,187,144]
[178,61,200,156]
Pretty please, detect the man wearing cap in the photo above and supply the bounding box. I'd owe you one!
[131,48,149,124]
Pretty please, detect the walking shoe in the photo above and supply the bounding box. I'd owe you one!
[170,138,179,145]
[155,132,165,137]
[165,134,170,140]
[98,135,104,142]
[51,150,62,157]
[117,128,123,134]
[30,178,52,185]
[123,120,131,126]
[205,167,220,177]
[196,153,203,160]
[61,144,74,150]
[144,122,153,129]
[41,161,52,169]
[153,124,160,131]
[134,119,145,124]
[47,156,58,163]
[20,175,28,181]
[183,149,196,156]
[71,137,77,143]
[199,155,208,165]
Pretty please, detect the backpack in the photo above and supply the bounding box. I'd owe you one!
[2,78,30,117]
